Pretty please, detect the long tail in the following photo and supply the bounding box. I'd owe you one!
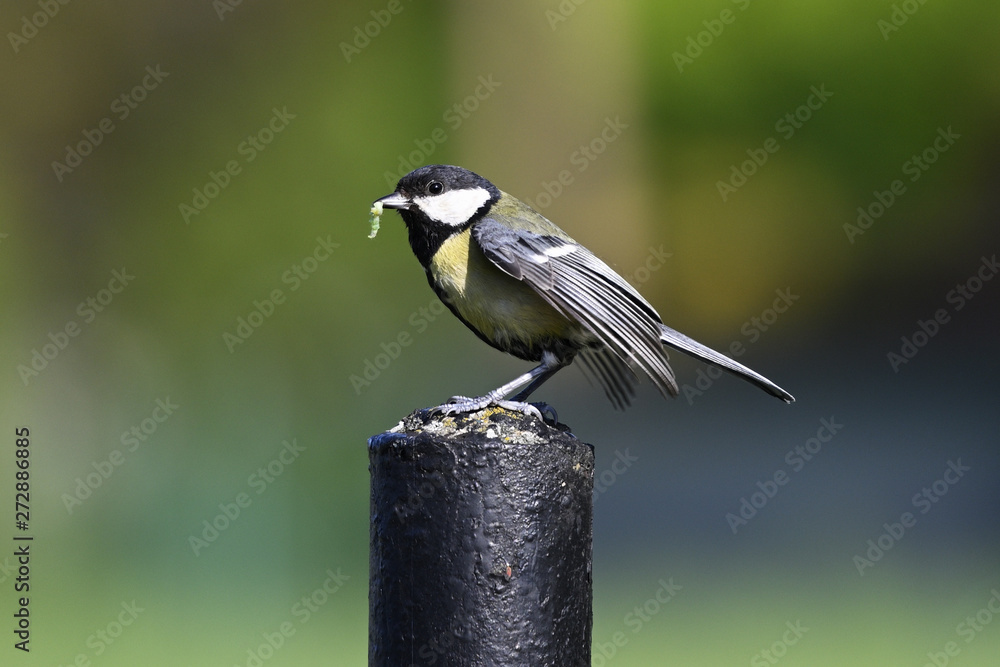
[659,324,794,403]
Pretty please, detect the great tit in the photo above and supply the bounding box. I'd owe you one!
[374,164,793,417]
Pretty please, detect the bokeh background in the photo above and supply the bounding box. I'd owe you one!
[2,1,999,665]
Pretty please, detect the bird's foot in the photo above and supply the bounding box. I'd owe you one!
[527,401,558,423]
[432,395,551,422]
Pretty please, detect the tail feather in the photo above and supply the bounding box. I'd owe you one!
[659,324,794,403]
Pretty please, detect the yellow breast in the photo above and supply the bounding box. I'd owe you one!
[429,228,574,352]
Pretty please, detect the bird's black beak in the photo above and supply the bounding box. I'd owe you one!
[375,192,412,210]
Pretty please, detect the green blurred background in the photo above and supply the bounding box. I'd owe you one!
[2,0,999,665]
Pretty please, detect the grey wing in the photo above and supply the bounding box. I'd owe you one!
[472,217,678,404]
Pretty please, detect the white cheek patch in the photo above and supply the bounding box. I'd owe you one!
[415,187,491,226]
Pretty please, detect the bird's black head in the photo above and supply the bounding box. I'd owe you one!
[374,165,501,265]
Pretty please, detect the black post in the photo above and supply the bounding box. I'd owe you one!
[368,407,594,667]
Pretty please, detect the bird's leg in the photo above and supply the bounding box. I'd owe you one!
[508,363,565,422]
[435,353,567,421]
[510,365,561,402]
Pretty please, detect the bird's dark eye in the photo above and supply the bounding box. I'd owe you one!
[427,181,444,195]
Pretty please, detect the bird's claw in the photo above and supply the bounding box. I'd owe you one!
[432,395,549,422]
[528,402,558,423]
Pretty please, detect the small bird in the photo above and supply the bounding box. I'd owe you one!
[373,165,793,417]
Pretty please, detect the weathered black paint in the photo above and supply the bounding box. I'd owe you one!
[368,408,594,666]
